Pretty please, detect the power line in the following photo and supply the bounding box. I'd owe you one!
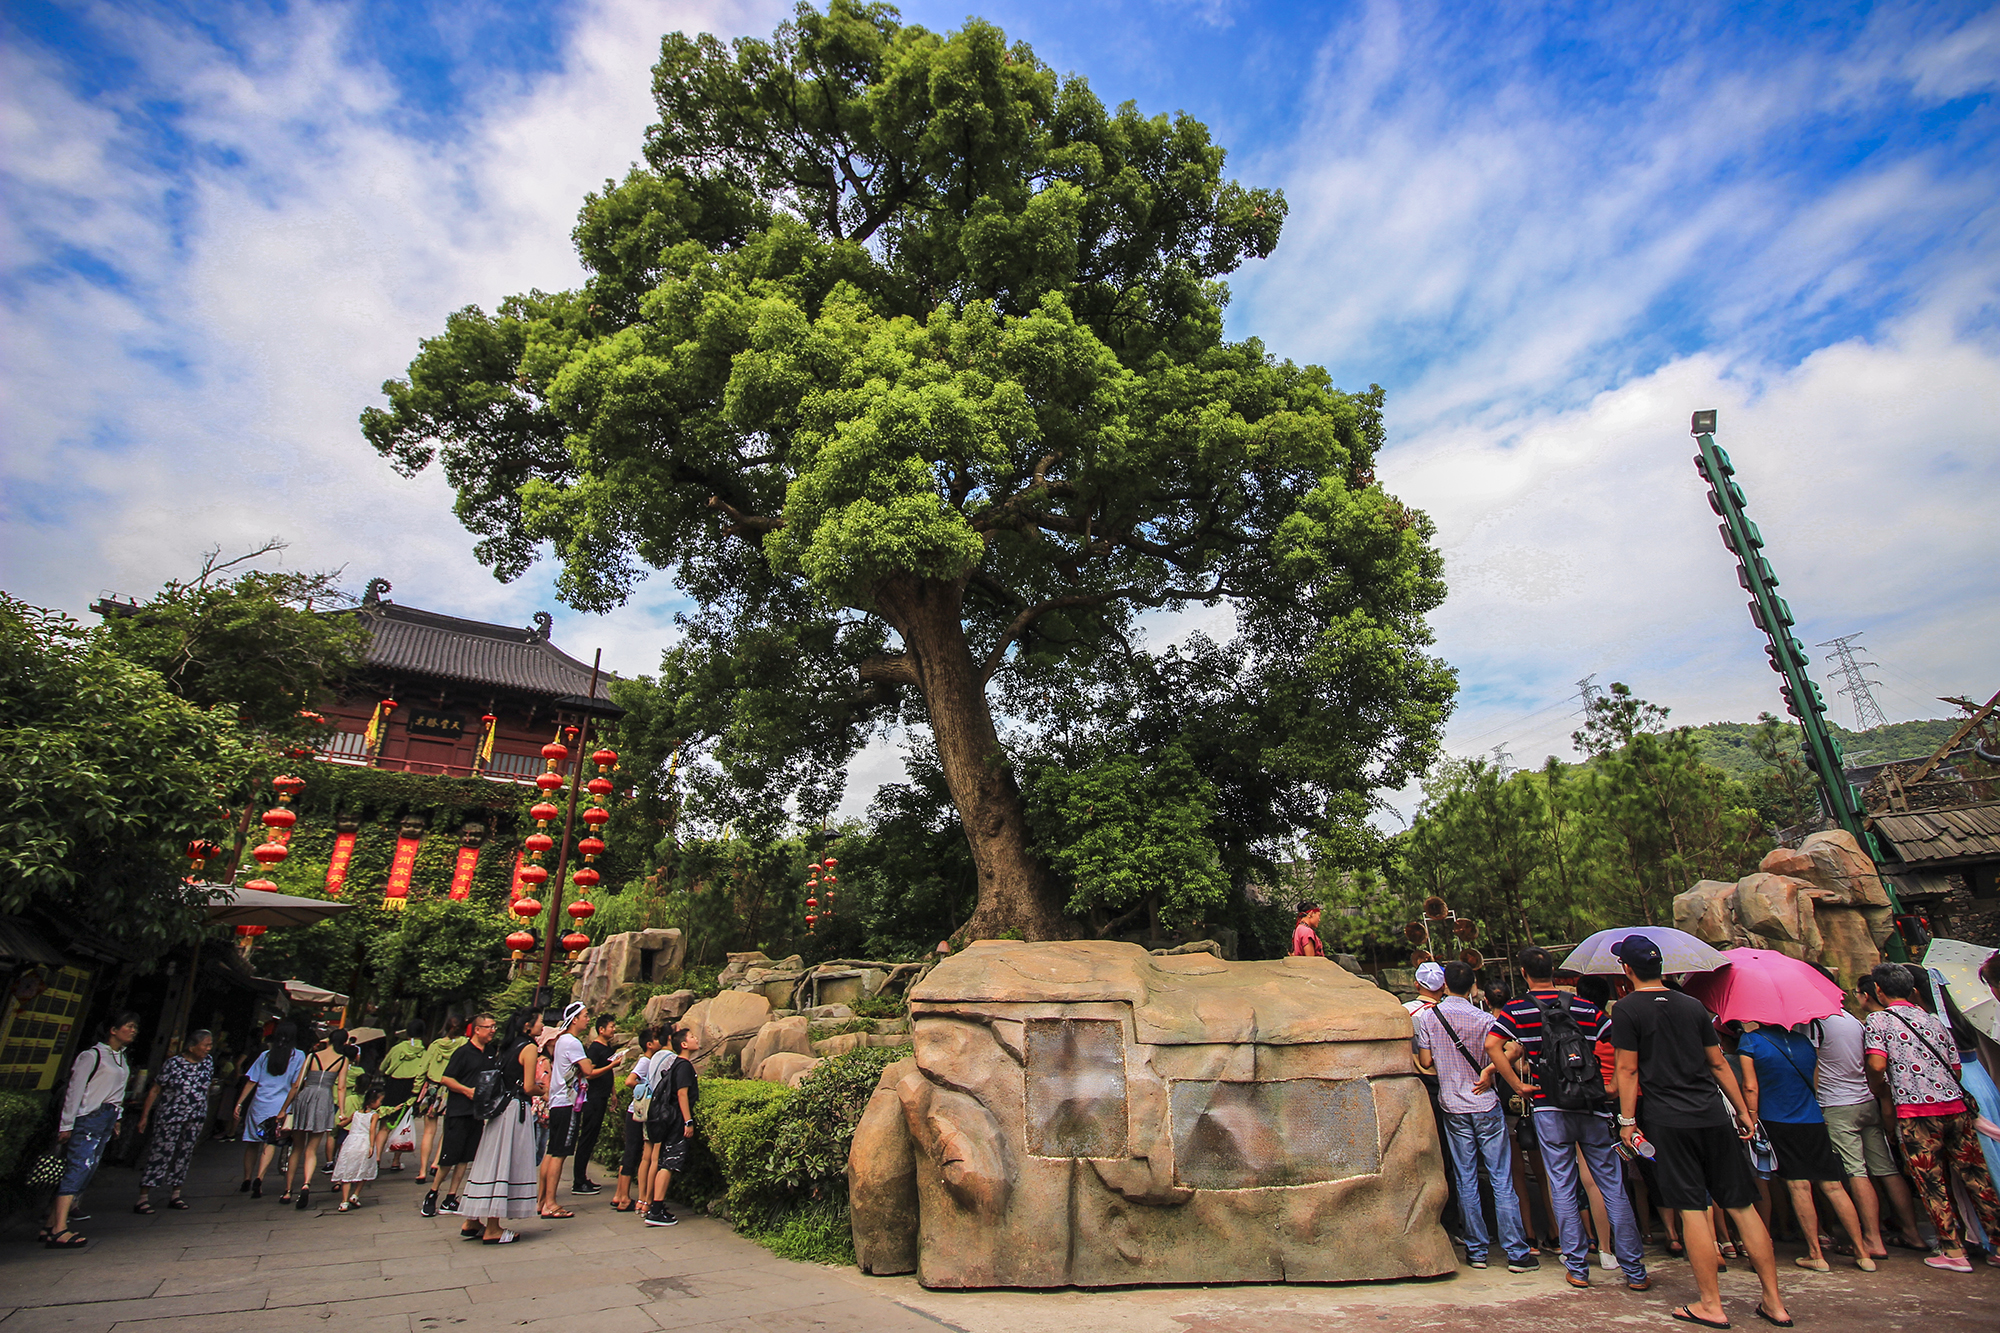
[1816,632,1889,732]
[1490,743,1514,778]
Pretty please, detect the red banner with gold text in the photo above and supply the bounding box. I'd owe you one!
[509,851,526,902]
[324,831,356,897]
[449,845,480,899]
[382,835,421,911]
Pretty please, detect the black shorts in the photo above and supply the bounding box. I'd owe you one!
[544,1105,577,1159]
[620,1118,646,1176]
[383,1075,415,1106]
[1646,1121,1759,1211]
[1764,1119,1845,1183]
[437,1115,483,1167]
[655,1134,688,1173]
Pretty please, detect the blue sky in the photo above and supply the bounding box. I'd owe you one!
[4,1,1996,826]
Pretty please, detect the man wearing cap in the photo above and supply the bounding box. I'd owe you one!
[1488,946,1648,1293]
[1610,934,1790,1329]
[536,1002,591,1219]
[1406,960,1447,1014]
[1405,961,1461,1239]
[1414,960,1538,1273]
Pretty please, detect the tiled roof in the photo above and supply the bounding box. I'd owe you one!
[353,603,616,704]
[1873,801,2000,866]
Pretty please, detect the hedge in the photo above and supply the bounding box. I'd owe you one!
[591,1043,912,1264]
[0,1091,49,1182]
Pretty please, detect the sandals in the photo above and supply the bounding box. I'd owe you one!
[539,1207,575,1219]
[133,1201,156,1215]
[1666,1239,1687,1258]
[337,1200,353,1213]
[1753,1305,1794,1328]
[296,1187,310,1211]
[1793,1255,1830,1272]
[1672,1307,1730,1329]
[483,1230,519,1244]
[44,1229,88,1250]
[611,1200,636,1212]
[251,1179,262,1199]
[167,1197,190,1210]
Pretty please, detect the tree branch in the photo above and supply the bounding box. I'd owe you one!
[707,495,784,539]
[857,654,921,688]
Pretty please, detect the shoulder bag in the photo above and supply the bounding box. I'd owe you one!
[1884,1009,1980,1115]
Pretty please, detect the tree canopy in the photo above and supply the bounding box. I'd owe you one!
[363,0,1455,938]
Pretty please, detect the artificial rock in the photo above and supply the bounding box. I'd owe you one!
[757,1052,821,1087]
[677,990,773,1072]
[846,940,1452,1289]
[742,1016,813,1079]
[573,928,686,1018]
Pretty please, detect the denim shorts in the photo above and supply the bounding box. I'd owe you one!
[59,1103,120,1196]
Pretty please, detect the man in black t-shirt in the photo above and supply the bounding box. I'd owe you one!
[424,1014,497,1220]
[1609,936,1790,1329]
[571,1014,623,1194]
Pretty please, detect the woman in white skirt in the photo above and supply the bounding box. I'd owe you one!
[459,1007,545,1244]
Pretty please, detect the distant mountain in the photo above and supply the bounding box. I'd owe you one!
[1688,717,1965,781]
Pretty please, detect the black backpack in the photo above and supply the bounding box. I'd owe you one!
[1534,994,1609,1111]
[472,1044,516,1120]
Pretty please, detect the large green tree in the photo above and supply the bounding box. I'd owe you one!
[363,1,1453,938]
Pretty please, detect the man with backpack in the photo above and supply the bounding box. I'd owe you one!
[1488,946,1648,1292]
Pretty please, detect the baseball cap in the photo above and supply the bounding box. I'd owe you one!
[1414,961,1447,991]
[1612,934,1662,965]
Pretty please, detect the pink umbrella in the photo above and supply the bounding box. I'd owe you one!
[1681,949,1845,1029]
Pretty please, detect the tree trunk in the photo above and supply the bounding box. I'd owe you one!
[874,576,1069,942]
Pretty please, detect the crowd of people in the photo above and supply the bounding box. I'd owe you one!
[37,999,703,1249]
[1374,917,2000,1328]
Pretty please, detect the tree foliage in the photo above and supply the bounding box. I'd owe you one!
[362,0,1454,938]
[0,596,248,949]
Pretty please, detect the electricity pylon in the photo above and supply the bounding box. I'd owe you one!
[1817,632,1889,733]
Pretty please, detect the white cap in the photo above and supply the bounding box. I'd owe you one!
[1414,961,1447,992]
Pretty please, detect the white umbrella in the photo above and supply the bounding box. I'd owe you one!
[1922,938,2000,1041]
[282,979,349,1006]
[1562,926,1731,975]
[205,884,351,928]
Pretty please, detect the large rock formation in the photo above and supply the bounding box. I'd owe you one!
[742,1015,813,1079]
[1672,831,1893,990]
[573,928,686,1018]
[847,940,1452,1289]
[677,989,773,1073]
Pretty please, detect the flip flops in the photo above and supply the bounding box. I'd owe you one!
[538,1207,575,1219]
[1753,1305,1794,1327]
[483,1230,519,1244]
[1672,1307,1730,1329]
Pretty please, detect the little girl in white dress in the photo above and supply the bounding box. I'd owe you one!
[331,1082,385,1211]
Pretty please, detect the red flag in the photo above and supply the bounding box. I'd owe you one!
[324,831,357,898]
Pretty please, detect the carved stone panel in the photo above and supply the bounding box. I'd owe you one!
[1168,1077,1380,1189]
[1024,1018,1127,1159]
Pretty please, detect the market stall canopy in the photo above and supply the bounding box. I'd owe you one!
[282,979,348,1006]
[347,1027,386,1044]
[204,884,351,928]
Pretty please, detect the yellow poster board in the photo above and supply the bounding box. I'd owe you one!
[0,965,92,1091]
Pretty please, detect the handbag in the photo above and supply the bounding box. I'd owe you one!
[25,1145,64,1189]
[385,1106,417,1154]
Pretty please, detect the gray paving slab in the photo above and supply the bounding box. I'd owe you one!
[8,1136,2000,1333]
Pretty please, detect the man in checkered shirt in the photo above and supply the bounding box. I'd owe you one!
[1413,960,1537,1272]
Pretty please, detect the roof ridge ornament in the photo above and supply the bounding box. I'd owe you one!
[362,578,392,606]
[528,611,552,642]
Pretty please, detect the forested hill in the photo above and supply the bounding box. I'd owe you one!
[1690,717,1964,780]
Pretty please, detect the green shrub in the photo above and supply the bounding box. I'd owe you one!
[806,1017,874,1041]
[758,1194,855,1265]
[0,1091,50,1181]
[679,1078,793,1222]
[850,991,908,1019]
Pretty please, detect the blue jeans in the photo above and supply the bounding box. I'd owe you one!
[1534,1108,1646,1281]
[1440,1105,1532,1262]
[58,1103,119,1196]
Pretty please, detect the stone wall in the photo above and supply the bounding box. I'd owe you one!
[1672,830,1892,990]
[847,940,1453,1289]
[572,928,686,1019]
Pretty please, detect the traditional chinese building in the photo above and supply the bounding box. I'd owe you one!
[317,579,622,781]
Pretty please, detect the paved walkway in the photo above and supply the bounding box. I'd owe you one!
[3,1142,1996,1333]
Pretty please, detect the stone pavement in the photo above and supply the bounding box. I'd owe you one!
[3,1142,1997,1333]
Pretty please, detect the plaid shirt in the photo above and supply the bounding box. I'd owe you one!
[1414,996,1500,1114]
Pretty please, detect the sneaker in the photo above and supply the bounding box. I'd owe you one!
[1601,1250,1618,1271]
[1507,1255,1541,1274]
[1924,1254,1973,1273]
[438,1195,460,1214]
[572,1180,603,1195]
[1467,1257,1489,1270]
[420,1190,438,1218]
[642,1207,678,1227]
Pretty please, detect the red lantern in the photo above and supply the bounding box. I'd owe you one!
[809,861,824,873]
[506,929,535,955]
[482,713,497,725]
[568,899,595,921]
[512,898,543,919]
[592,748,617,768]
[237,924,266,938]
[562,931,591,955]
[518,863,549,887]
[530,801,560,824]
[581,807,609,828]
[244,878,279,893]
[577,837,605,859]
[251,841,289,865]
[805,913,817,931]
[261,806,297,831]
[542,742,570,763]
[823,856,838,869]
[186,839,221,868]
[535,770,565,792]
[381,698,398,711]
[524,831,554,855]
[272,774,306,801]
[586,776,614,796]
[806,896,818,910]
[572,866,600,889]
[823,872,837,885]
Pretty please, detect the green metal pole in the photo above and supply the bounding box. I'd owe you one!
[1691,424,1907,960]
